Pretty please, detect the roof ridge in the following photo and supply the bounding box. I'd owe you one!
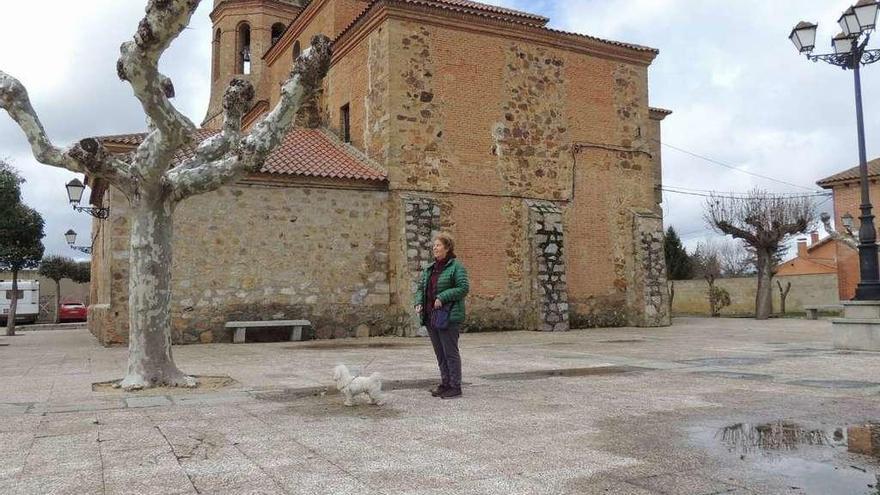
[334,0,657,56]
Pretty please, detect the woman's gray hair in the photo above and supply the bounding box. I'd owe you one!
[435,232,455,256]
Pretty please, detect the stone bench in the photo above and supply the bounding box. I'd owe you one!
[804,305,844,320]
[224,320,312,343]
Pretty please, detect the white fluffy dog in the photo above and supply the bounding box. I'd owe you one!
[333,364,385,406]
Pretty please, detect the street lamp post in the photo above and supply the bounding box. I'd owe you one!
[64,229,92,255]
[791,0,880,300]
[65,178,109,219]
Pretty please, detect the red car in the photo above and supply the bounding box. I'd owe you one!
[59,302,88,322]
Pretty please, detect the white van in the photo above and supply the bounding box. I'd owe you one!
[0,280,40,324]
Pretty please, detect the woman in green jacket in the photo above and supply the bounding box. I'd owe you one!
[414,232,470,399]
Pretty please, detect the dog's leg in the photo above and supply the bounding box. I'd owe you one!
[343,390,355,407]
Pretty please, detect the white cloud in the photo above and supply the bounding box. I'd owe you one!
[0,1,213,259]
[1,0,876,259]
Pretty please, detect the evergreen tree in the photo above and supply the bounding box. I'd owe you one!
[0,162,45,335]
[664,226,693,280]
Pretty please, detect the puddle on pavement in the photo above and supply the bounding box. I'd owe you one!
[676,357,772,367]
[694,421,880,494]
[691,371,773,381]
[598,339,645,344]
[481,365,650,381]
[285,340,425,350]
[787,379,880,389]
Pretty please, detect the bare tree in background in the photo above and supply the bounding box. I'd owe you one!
[776,280,792,315]
[0,1,332,389]
[706,190,815,320]
[692,241,731,317]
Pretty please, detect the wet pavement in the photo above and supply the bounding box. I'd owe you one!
[0,317,879,494]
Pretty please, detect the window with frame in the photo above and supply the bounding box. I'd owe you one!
[4,290,23,300]
[340,104,351,143]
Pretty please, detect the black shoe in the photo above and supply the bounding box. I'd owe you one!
[430,384,448,397]
[440,387,462,399]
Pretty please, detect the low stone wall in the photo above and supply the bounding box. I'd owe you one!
[671,273,839,316]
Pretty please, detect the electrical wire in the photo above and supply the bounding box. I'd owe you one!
[656,139,819,191]
[661,186,831,200]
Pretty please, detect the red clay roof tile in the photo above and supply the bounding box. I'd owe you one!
[98,128,387,182]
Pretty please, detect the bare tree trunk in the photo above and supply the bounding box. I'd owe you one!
[54,279,60,324]
[776,280,791,315]
[755,249,773,320]
[706,276,717,317]
[118,195,194,390]
[6,270,18,336]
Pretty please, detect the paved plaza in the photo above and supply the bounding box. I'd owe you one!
[1,318,879,494]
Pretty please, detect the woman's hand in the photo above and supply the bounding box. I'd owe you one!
[415,304,422,314]
[434,298,443,309]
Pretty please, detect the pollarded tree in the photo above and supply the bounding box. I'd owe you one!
[705,189,815,320]
[39,255,76,324]
[0,1,332,389]
[71,261,91,284]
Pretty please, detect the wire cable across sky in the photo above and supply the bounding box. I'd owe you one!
[656,139,820,192]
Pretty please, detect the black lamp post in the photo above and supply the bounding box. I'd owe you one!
[64,229,92,255]
[65,178,109,219]
[791,0,880,300]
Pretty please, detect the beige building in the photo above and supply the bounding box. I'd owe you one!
[88,0,672,345]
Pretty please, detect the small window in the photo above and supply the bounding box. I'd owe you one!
[236,23,251,75]
[212,28,221,81]
[271,23,286,45]
[340,104,351,143]
[293,40,301,60]
[5,290,23,300]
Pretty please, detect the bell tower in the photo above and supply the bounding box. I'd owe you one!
[203,0,304,127]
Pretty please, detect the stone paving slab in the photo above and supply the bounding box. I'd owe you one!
[0,318,879,494]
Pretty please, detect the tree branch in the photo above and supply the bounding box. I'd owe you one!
[820,212,858,249]
[116,0,199,152]
[0,71,134,188]
[166,35,331,201]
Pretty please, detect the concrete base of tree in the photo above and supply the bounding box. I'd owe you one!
[832,301,880,351]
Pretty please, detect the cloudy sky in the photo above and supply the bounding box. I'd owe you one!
[1,0,877,259]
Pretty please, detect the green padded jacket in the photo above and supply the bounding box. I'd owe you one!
[414,258,470,324]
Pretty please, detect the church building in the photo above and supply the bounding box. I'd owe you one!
[88,0,672,345]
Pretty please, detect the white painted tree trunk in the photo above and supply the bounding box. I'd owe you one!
[118,195,194,389]
[1,0,332,389]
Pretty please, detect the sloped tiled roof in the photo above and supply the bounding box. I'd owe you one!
[417,0,549,25]
[335,0,657,55]
[98,128,387,182]
[817,158,880,187]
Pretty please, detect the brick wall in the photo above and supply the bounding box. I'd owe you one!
[829,180,880,299]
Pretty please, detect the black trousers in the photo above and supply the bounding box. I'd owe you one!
[427,322,462,388]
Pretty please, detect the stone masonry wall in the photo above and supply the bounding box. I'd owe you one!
[528,201,569,331]
[494,44,570,200]
[92,182,392,345]
[396,196,441,336]
[630,210,670,327]
[387,21,453,190]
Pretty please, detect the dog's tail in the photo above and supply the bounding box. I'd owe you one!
[369,372,381,383]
